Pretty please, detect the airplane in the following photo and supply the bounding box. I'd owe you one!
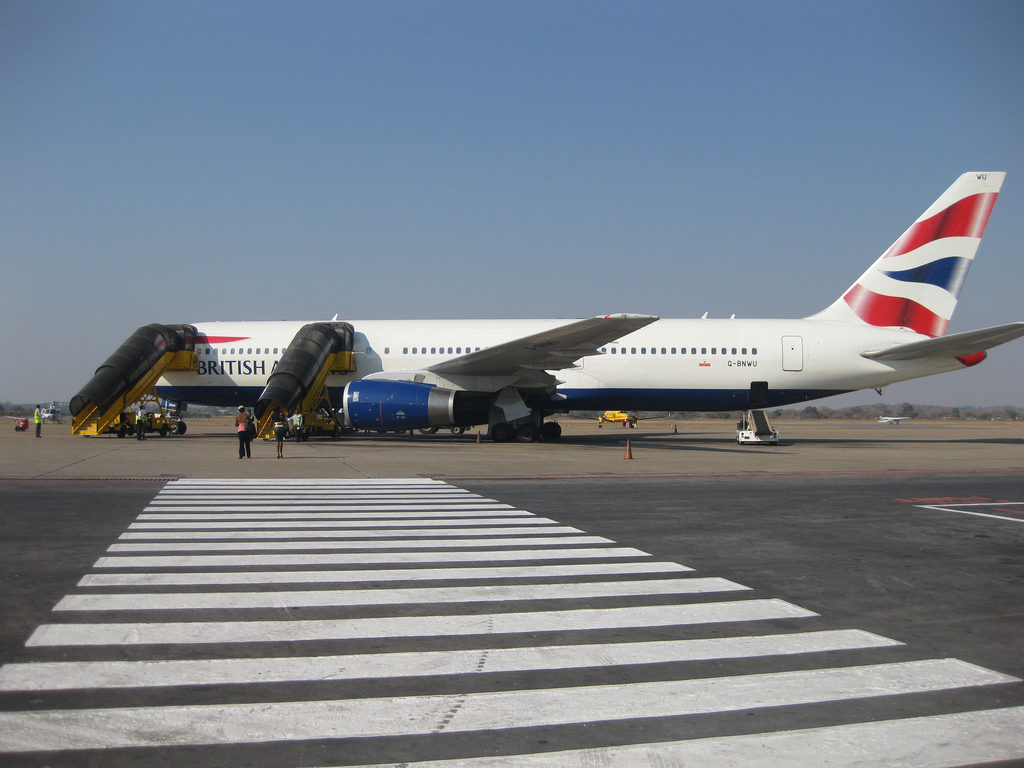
[876,416,911,425]
[71,172,1024,443]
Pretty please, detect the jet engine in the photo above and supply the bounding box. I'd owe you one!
[342,380,487,432]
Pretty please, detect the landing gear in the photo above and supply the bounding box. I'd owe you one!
[490,422,514,443]
[541,421,562,440]
[489,419,561,443]
[515,423,538,443]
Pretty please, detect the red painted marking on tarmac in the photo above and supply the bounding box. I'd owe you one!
[991,506,1024,516]
[896,496,991,504]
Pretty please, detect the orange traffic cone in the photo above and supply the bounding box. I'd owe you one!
[624,439,633,460]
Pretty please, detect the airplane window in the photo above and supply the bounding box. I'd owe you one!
[731,348,737,354]
[742,347,747,354]
[641,348,646,354]
[711,348,716,354]
[610,348,616,354]
[671,347,676,354]
[661,348,666,354]
[447,347,452,354]
[247,348,252,354]
[700,348,706,354]
[752,347,758,354]
[631,348,637,354]
[457,347,462,354]
[384,347,390,355]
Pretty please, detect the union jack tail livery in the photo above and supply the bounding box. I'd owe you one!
[812,172,1005,337]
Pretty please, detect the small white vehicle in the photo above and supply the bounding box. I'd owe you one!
[737,410,779,445]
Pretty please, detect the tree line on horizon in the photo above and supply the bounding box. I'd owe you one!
[1,400,1019,422]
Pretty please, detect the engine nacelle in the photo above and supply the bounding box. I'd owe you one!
[343,380,457,432]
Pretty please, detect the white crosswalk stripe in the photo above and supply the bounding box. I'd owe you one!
[1,477,1021,766]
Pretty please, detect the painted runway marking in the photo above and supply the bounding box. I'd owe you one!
[0,629,897,691]
[917,500,1024,524]
[128,516,551,528]
[77,561,692,587]
[54,577,749,611]
[106,535,613,552]
[92,547,653,568]
[28,599,812,646]
[143,503,518,512]
[137,509,534,520]
[116,525,582,539]
[0,661,1014,751]
[346,707,1024,768]
[2,478,1021,765]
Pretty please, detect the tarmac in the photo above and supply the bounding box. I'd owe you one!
[3,416,1022,480]
[2,417,1023,765]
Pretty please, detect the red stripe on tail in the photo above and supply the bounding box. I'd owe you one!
[843,284,949,337]
[883,192,998,260]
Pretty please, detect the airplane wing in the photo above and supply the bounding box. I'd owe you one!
[861,322,1024,361]
[427,314,659,376]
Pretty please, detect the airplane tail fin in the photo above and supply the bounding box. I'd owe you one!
[809,172,1005,337]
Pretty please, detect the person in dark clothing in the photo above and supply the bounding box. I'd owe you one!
[235,405,252,458]
[274,411,287,458]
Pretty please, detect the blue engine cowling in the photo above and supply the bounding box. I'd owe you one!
[343,380,457,431]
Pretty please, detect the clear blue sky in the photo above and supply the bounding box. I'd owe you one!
[3,0,1022,407]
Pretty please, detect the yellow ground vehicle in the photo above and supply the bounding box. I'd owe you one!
[597,410,637,427]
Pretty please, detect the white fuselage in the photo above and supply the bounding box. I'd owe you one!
[156,317,964,412]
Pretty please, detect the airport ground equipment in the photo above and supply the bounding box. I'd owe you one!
[254,322,356,439]
[70,324,198,436]
[737,409,779,445]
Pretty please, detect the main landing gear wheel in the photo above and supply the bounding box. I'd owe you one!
[490,423,514,442]
[541,421,562,441]
[515,423,538,443]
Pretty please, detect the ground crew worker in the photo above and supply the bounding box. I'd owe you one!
[136,406,147,440]
[34,405,42,438]
[293,411,303,441]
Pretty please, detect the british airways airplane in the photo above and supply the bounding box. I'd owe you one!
[74,172,1023,441]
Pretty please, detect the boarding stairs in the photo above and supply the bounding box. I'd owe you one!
[254,322,355,439]
[71,324,198,436]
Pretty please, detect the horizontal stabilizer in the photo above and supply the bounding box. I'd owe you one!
[862,322,1024,361]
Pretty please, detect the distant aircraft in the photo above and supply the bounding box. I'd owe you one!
[876,416,911,425]
[71,172,1024,442]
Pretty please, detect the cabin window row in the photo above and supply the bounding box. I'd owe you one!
[600,346,758,355]
[396,347,483,355]
[201,348,283,355]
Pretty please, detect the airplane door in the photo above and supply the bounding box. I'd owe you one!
[782,335,803,371]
